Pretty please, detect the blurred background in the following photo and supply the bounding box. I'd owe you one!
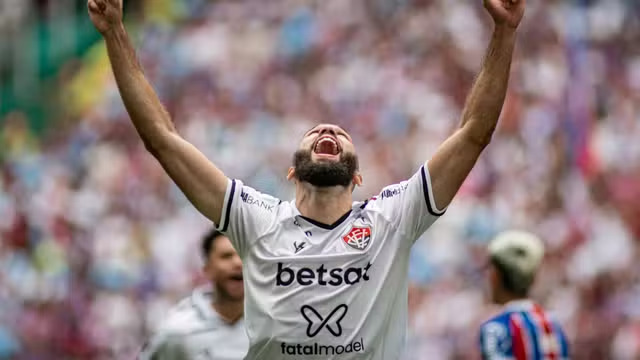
[1,0,640,359]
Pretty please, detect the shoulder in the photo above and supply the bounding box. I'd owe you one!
[361,165,432,210]
[480,312,513,340]
[154,296,206,338]
[375,180,412,202]
[140,298,199,359]
[235,181,283,213]
[355,181,409,213]
[547,313,569,338]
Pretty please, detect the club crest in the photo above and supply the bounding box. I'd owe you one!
[342,227,372,251]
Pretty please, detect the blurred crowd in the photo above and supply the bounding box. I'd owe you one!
[2,0,640,358]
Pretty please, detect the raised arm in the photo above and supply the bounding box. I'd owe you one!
[88,0,228,224]
[427,0,525,210]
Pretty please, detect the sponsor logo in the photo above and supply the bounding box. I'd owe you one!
[280,339,364,356]
[280,304,364,356]
[301,304,348,337]
[276,262,372,286]
[342,227,372,251]
[380,182,409,199]
[293,241,306,254]
[240,191,274,212]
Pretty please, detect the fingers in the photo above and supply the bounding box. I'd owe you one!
[89,0,121,14]
[89,0,107,12]
[95,0,107,11]
[88,0,100,13]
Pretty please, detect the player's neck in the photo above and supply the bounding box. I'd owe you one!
[496,291,528,306]
[295,183,353,225]
[212,297,243,325]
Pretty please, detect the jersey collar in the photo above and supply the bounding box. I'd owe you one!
[504,299,536,311]
[288,199,366,230]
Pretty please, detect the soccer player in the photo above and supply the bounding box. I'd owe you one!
[88,0,525,358]
[479,231,570,359]
[139,230,248,360]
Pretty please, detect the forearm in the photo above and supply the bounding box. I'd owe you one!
[460,26,517,146]
[103,24,175,150]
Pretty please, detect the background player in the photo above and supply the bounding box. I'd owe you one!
[139,230,248,360]
[89,0,525,358]
[479,231,570,359]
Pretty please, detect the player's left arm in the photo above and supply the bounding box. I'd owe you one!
[427,0,525,210]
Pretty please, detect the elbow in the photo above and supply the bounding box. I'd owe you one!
[470,132,494,149]
[142,138,161,155]
[141,128,177,156]
[462,123,496,149]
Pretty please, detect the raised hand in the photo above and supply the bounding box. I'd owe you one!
[484,0,525,29]
[88,0,123,35]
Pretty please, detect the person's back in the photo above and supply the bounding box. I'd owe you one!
[479,231,570,360]
[479,300,569,359]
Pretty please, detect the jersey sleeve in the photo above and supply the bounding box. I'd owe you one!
[370,163,445,242]
[215,179,280,257]
[479,321,511,360]
[553,320,571,358]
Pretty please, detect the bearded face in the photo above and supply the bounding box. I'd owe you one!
[293,149,358,187]
[290,124,360,189]
[204,236,243,302]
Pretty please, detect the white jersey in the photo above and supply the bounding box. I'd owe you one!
[216,164,445,360]
[139,287,249,360]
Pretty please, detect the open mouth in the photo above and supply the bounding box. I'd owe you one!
[313,136,340,157]
[229,274,243,282]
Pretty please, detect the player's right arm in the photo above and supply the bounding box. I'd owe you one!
[88,0,227,224]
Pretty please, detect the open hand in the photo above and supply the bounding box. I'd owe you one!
[484,0,525,29]
[88,0,123,35]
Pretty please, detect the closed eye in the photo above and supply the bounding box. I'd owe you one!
[305,129,320,138]
[337,132,352,143]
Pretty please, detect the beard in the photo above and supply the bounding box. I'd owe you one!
[216,280,244,302]
[293,149,358,188]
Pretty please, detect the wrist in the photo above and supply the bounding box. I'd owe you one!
[102,22,126,41]
[493,24,518,38]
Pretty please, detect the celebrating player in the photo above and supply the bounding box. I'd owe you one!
[139,230,248,360]
[89,0,525,358]
[479,231,570,359]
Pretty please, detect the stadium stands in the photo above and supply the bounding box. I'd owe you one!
[1,0,640,358]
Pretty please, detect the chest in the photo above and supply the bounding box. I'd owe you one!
[243,212,408,292]
[261,213,384,258]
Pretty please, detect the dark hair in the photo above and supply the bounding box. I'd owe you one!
[490,257,531,298]
[201,229,225,261]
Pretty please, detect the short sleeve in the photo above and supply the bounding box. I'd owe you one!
[479,321,510,360]
[215,179,280,257]
[369,163,445,242]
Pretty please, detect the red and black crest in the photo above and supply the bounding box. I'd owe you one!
[342,227,372,251]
